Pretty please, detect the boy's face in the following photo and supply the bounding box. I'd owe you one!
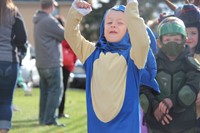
[161,34,183,45]
[104,10,127,43]
[186,27,199,53]
[160,34,184,60]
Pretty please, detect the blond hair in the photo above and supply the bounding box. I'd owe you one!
[0,0,17,25]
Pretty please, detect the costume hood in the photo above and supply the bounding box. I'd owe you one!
[95,5,131,53]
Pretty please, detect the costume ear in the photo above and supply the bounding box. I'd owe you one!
[156,39,162,49]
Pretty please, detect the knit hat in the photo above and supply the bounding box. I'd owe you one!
[40,0,58,7]
[176,4,200,27]
[158,16,187,44]
[176,4,200,54]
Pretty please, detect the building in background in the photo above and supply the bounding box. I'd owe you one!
[14,0,72,48]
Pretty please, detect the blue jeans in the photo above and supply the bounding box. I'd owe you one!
[0,61,18,130]
[37,67,63,124]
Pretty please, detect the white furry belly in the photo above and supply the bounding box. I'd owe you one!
[91,53,127,122]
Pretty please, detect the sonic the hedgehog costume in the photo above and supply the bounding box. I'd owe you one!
[65,0,158,132]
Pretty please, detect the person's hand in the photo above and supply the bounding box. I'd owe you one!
[72,0,92,16]
[75,0,91,9]
[159,98,173,114]
[153,106,163,122]
[196,91,200,107]
[196,91,200,119]
[154,104,173,125]
[160,113,172,125]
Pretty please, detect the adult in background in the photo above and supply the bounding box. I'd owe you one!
[59,40,77,118]
[0,0,27,132]
[56,15,77,119]
[33,0,65,126]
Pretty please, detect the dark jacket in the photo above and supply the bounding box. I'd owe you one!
[0,11,27,63]
[141,47,200,133]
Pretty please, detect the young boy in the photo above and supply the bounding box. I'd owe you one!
[140,16,200,133]
[65,0,151,132]
[176,4,200,131]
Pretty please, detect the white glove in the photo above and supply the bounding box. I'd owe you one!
[72,0,92,16]
[127,0,138,4]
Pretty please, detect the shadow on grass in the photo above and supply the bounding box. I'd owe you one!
[12,119,65,133]
[12,119,38,123]
[11,115,87,133]
[65,114,87,132]
[12,119,39,129]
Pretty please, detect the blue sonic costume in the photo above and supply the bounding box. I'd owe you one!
[65,1,157,132]
[141,27,159,92]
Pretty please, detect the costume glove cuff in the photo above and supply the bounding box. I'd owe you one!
[127,0,138,4]
[72,0,92,16]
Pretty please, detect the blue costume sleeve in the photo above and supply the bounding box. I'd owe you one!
[145,49,157,80]
[140,27,160,93]
[140,49,159,93]
[144,27,157,80]
[146,26,157,54]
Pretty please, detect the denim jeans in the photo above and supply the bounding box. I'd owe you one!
[0,61,18,130]
[37,67,63,124]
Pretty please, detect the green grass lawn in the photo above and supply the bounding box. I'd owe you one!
[11,88,87,133]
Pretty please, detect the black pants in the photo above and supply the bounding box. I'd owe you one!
[58,67,70,115]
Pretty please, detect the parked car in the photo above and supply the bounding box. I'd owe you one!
[68,60,86,89]
[21,44,86,89]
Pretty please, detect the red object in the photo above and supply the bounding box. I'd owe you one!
[62,40,77,72]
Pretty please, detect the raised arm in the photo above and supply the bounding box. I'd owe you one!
[163,0,177,11]
[125,0,150,69]
[64,0,95,63]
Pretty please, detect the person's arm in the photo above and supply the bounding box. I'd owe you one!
[12,12,27,48]
[64,0,95,64]
[156,70,200,124]
[163,0,177,11]
[175,71,200,108]
[157,70,200,115]
[140,85,160,113]
[146,49,157,79]
[12,12,28,63]
[196,91,200,119]
[147,26,157,53]
[44,17,65,42]
[125,0,150,69]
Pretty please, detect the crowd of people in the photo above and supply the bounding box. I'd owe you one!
[141,0,200,133]
[1,0,200,133]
